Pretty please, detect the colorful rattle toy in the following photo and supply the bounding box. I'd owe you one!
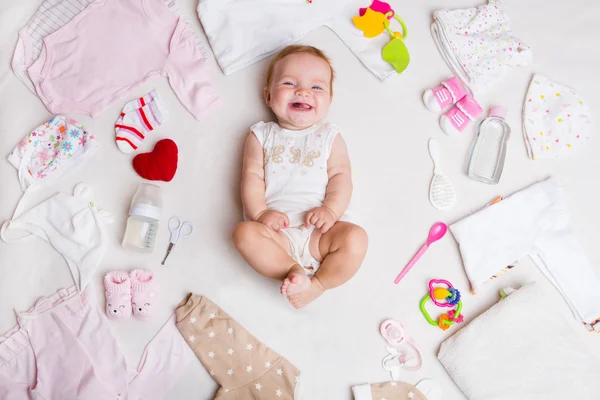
[420,279,464,331]
[352,0,410,74]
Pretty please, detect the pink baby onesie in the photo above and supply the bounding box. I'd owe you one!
[28,0,220,119]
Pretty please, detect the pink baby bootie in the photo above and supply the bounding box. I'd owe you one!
[104,271,132,319]
[130,269,159,319]
[440,94,483,136]
[423,76,468,112]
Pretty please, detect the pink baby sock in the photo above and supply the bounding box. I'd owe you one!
[439,94,483,136]
[104,271,132,319]
[130,269,159,319]
[423,77,468,112]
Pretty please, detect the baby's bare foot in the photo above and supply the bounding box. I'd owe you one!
[280,266,311,296]
[288,277,326,309]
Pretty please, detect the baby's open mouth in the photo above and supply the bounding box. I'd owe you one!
[289,102,313,111]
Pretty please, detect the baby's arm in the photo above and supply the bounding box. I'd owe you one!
[305,134,352,232]
[241,133,289,230]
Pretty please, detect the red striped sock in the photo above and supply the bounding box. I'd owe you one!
[115,91,166,153]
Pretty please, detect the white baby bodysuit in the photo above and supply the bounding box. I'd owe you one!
[250,121,343,228]
[197,0,396,79]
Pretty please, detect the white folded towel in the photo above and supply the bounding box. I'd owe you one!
[438,282,600,400]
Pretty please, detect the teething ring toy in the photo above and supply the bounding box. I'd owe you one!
[420,279,464,331]
[352,1,410,73]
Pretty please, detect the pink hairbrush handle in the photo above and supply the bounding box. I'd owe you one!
[394,243,429,284]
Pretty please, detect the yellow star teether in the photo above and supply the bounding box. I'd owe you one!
[352,7,387,38]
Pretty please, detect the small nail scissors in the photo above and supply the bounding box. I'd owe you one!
[161,216,194,265]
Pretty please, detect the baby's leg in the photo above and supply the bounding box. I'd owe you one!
[232,222,310,295]
[287,222,368,309]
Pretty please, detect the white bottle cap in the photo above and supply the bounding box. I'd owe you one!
[130,204,161,220]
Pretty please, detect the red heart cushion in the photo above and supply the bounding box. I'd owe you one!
[133,139,178,182]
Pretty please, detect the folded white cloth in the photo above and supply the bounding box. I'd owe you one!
[197,0,395,79]
[431,0,532,94]
[438,282,600,400]
[450,178,600,331]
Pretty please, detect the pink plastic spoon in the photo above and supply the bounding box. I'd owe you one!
[394,222,448,284]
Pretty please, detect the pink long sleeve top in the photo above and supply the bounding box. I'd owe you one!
[28,0,220,119]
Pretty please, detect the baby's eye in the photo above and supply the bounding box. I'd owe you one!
[312,86,323,90]
[144,303,150,306]
[283,82,294,86]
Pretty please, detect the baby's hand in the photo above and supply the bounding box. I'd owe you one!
[305,207,338,233]
[256,210,290,231]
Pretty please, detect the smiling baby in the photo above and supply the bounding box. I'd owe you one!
[233,45,368,309]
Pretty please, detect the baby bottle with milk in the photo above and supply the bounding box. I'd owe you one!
[122,183,162,252]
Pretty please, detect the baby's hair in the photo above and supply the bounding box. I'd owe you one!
[266,45,335,95]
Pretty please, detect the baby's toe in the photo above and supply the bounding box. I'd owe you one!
[280,279,290,295]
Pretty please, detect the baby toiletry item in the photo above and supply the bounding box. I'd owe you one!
[353,1,410,73]
[428,139,456,211]
[161,216,194,265]
[394,222,447,284]
[467,106,511,185]
[133,139,179,182]
[423,76,468,113]
[430,0,532,94]
[440,94,483,136]
[130,269,159,318]
[420,279,464,331]
[104,271,132,319]
[122,183,163,252]
[522,74,592,160]
[380,319,422,378]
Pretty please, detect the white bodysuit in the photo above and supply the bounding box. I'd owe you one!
[197,0,396,79]
[250,121,347,273]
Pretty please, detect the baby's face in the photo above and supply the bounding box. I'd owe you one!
[265,52,332,130]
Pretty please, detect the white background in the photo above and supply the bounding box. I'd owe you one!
[1,0,599,399]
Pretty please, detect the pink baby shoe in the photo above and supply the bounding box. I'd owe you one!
[104,271,132,319]
[130,269,159,319]
[422,76,468,112]
[440,94,483,136]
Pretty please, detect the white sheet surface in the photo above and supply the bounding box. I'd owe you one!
[438,281,600,400]
[1,0,599,399]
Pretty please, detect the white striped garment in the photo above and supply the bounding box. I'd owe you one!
[12,0,179,93]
